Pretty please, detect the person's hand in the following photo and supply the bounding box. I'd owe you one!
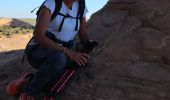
[65,49,90,66]
[81,40,98,53]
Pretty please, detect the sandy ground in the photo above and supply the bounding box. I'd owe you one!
[0,18,12,26]
[0,17,33,52]
[0,34,32,52]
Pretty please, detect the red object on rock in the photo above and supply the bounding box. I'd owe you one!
[6,75,28,96]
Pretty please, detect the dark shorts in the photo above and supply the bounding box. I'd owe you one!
[26,45,60,69]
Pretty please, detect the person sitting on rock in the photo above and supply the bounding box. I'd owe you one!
[19,0,90,99]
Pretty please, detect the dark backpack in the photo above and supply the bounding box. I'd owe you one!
[35,0,85,32]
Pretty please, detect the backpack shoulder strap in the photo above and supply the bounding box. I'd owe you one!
[36,1,46,20]
[78,0,85,22]
[51,0,62,21]
[36,0,62,21]
[74,0,85,31]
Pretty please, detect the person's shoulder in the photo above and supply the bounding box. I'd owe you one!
[44,0,56,7]
[43,0,56,13]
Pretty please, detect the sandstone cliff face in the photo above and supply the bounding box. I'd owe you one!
[1,0,170,100]
[82,0,170,99]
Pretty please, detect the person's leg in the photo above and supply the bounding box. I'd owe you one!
[21,48,67,97]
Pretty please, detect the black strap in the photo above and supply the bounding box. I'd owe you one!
[75,11,79,31]
[45,31,74,48]
[21,37,34,64]
[58,12,80,31]
[75,0,85,31]
[51,0,62,21]
[58,0,86,32]
[57,12,79,19]
[79,0,85,22]
[55,0,85,32]
[21,50,26,64]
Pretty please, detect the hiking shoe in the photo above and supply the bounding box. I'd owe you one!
[6,73,34,96]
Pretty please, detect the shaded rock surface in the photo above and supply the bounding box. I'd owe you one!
[1,0,170,100]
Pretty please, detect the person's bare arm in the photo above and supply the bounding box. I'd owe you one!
[78,17,89,41]
[33,6,65,52]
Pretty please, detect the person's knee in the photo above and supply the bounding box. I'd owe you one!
[55,53,67,70]
[47,52,67,70]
